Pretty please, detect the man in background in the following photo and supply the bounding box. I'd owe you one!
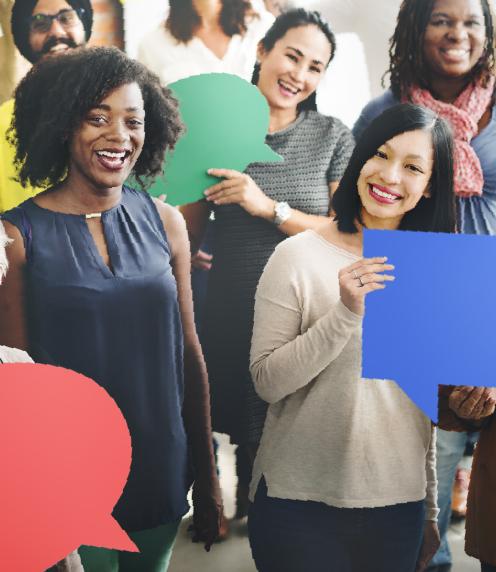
[0,0,93,213]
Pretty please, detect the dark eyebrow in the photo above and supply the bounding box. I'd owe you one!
[91,104,144,113]
[406,154,429,162]
[430,11,483,19]
[382,142,430,163]
[286,46,325,66]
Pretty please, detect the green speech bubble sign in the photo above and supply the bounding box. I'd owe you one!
[140,73,283,206]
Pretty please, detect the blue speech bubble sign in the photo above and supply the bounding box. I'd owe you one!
[362,229,495,421]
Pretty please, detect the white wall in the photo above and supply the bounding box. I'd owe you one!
[123,0,404,124]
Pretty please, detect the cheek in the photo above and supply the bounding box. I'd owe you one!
[472,32,487,54]
[70,25,86,45]
[306,75,322,92]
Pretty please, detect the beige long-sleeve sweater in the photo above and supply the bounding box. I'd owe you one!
[249,230,438,520]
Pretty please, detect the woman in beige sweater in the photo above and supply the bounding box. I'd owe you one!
[248,104,456,572]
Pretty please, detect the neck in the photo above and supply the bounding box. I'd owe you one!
[360,208,402,232]
[57,172,123,214]
[427,74,472,103]
[193,0,223,28]
[268,106,299,133]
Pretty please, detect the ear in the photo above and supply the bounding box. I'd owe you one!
[423,184,431,199]
[256,41,266,64]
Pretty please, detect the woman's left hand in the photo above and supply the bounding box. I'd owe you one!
[204,168,275,219]
[415,521,440,572]
[190,476,223,551]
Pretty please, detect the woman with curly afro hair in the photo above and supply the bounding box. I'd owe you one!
[0,46,222,572]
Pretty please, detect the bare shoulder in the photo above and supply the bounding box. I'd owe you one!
[152,199,189,258]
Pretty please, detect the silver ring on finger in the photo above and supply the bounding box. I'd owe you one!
[352,269,364,287]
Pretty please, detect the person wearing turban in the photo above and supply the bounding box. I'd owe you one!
[0,0,93,213]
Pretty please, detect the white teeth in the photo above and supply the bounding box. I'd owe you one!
[278,80,299,94]
[97,151,126,159]
[444,49,468,56]
[371,186,399,200]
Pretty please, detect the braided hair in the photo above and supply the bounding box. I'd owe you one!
[385,0,495,99]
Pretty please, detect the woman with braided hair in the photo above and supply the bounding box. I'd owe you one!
[353,1,496,570]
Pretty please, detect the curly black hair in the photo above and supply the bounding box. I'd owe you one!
[385,0,496,98]
[9,46,183,189]
[167,0,256,43]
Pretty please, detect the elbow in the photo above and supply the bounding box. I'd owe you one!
[250,361,282,405]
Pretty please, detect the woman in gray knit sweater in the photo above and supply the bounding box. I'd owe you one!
[249,104,456,572]
[181,8,354,518]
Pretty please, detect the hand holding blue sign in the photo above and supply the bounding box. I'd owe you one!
[363,229,496,421]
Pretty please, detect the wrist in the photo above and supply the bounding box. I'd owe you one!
[272,201,292,225]
[260,198,277,221]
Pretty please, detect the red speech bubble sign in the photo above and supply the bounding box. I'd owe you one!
[0,363,138,571]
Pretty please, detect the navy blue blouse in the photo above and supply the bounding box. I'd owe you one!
[2,187,191,532]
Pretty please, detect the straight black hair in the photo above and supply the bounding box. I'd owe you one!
[332,103,456,234]
[252,8,336,112]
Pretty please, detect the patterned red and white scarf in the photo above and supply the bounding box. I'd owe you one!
[405,76,495,197]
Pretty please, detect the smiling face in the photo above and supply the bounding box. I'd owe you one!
[423,0,486,81]
[256,24,332,113]
[357,129,434,230]
[29,0,86,62]
[67,83,145,193]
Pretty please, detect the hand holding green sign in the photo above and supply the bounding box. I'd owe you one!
[143,73,283,206]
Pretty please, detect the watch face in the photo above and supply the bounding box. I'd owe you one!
[275,202,291,224]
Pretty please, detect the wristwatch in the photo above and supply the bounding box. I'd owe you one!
[273,201,291,226]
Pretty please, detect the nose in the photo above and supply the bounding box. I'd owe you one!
[379,161,401,185]
[105,121,129,143]
[48,18,69,37]
[447,22,469,42]
[289,63,306,84]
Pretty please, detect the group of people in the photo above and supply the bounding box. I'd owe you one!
[0,1,495,572]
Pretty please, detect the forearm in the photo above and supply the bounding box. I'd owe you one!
[424,426,439,522]
[250,298,362,404]
[276,208,332,236]
[254,197,331,237]
[179,201,210,255]
[182,342,217,481]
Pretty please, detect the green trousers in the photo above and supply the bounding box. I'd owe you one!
[79,519,181,572]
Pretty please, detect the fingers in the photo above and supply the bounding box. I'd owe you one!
[341,257,390,274]
[451,386,496,419]
[356,272,395,286]
[204,178,240,198]
[206,188,244,206]
[479,399,496,419]
[207,168,242,179]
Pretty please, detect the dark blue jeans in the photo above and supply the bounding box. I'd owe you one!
[248,479,425,572]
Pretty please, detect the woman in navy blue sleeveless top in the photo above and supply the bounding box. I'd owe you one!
[0,48,221,571]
